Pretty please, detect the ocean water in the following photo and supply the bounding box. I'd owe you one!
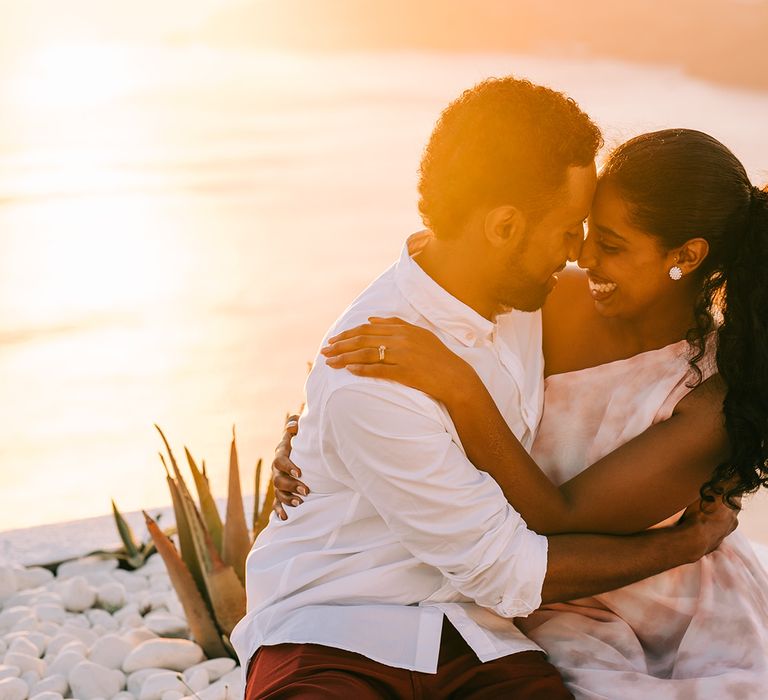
[1,47,767,552]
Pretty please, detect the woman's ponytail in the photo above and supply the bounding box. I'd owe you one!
[702,185,768,505]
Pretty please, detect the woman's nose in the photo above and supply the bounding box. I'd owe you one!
[577,232,597,269]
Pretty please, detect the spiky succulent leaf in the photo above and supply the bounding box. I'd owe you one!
[185,447,224,555]
[111,500,140,558]
[253,478,275,540]
[222,427,251,585]
[143,511,231,659]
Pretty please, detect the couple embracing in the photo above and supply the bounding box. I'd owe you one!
[231,77,768,699]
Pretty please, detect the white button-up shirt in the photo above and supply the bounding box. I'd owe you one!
[230,240,548,675]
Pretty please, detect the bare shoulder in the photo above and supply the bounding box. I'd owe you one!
[542,267,606,374]
[674,373,727,418]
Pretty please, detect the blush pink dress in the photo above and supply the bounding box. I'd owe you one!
[520,339,768,699]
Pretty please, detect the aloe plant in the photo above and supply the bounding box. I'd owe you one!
[142,424,275,659]
[96,501,172,570]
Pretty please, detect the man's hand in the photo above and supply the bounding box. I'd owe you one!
[271,414,309,521]
[677,496,740,562]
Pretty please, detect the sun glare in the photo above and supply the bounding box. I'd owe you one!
[8,44,139,109]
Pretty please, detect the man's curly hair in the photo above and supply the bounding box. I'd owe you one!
[418,77,603,239]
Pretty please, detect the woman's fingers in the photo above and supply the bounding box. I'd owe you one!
[328,322,406,344]
[273,500,287,521]
[321,335,394,358]
[274,472,309,496]
[325,347,393,368]
[273,454,301,479]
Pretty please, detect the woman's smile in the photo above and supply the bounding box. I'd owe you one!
[587,271,618,301]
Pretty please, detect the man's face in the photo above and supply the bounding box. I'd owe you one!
[491,163,597,312]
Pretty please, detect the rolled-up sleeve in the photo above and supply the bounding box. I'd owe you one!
[321,381,548,618]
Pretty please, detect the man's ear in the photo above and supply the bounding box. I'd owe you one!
[484,205,525,249]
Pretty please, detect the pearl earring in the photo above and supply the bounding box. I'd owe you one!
[669,265,683,281]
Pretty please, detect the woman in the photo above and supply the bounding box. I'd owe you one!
[272,129,768,698]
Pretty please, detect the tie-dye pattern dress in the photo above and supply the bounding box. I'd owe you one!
[520,339,768,699]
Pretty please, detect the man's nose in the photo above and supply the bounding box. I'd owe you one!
[567,234,584,263]
[577,234,597,269]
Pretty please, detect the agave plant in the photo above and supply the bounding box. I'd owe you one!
[143,425,275,659]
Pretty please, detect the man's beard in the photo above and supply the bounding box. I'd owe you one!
[492,271,551,313]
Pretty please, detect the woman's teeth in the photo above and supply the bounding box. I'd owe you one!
[588,278,618,296]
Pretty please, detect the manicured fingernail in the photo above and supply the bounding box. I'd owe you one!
[320,346,330,355]
[290,469,299,478]
[286,420,298,429]
[291,498,300,507]
[297,486,308,496]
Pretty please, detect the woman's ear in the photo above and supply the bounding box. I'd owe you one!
[484,205,526,249]
[673,237,710,276]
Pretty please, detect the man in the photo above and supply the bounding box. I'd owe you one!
[231,78,737,698]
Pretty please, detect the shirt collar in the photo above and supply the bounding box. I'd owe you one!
[394,233,496,348]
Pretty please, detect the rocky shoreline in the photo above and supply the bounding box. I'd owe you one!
[0,554,243,700]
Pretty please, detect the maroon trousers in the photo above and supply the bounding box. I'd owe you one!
[245,619,573,699]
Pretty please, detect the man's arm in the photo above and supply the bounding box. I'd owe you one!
[321,382,736,614]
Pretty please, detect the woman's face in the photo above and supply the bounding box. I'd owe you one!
[578,180,678,319]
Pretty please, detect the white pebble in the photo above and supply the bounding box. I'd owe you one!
[127,669,169,697]
[59,578,96,613]
[114,604,140,622]
[0,609,33,632]
[18,634,48,658]
[9,618,37,634]
[14,570,53,592]
[123,640,203,674]
[122,628,157,649]
[185,669,208,693]
[0,677,28,700]
[56,558,117,580]
[85,609,118,632]
[138,672,184,700]
[142,613,187,638]
[96,583,126,612]
[112,693,136,700]
[0,669,19,682]
[8,639,39,659]
[183,662,227,685]
[111,572,148,594]
[140,555,166,575]
[28,675,67,697]
[88,634,132,670]
[58,626,96,647]
[47,651,84,678]
[29,693,63,700]
[0,569,19,602]
[3,654,44,678]
[68,661,124,700]
[55,640,87,658]
[63,613,90,629]
[35,624,58,639]
[31,607,63,627]
[161,692,183,700]
[43,635,76,660]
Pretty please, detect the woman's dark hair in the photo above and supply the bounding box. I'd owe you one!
[418,77,603,239]
[600,128,768,505]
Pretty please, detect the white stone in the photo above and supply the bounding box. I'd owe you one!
[138,672,184,700]
[119,614,144,630]
[185,669,208,693]
[9,618,37,635]
[182,659,236,684]
[127,669,169,697]
[2,655,44,678]
[68,661,124,700]
[55,640,87,658]
[112,693,136,700]
[29,693,63,700]
[28,675,67,697]
[147,577,170,594]
[0,641,6,656]
[0,669,19,682]
[58,626,96,647]
[140,555,166,575]
[7,639,38,659]
[96,583,126,612]
[14,570,53,592]
[122,628,157,649]
[47,651,84,678]
[0,609,33,632]
[18,673,38,689]
[142,613,187,638]
[123,640,203,674]
[34,625,57,639]
[161,692,183,700]
[0,569,19,602]
[59,578,96,613]
[113,604,140,623]
[43,635,76,660]
[0,677,28,700]
[55,558,118,580]
[85,609,118,632]
[64,614,90,629]
[111,571,148,593]
[31,607,63,627]
[88,634,132,670]
[17,634,48,658]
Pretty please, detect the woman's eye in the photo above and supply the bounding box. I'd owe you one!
[597,240,620,254]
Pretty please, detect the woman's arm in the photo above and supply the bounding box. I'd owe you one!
[314,317,731,535]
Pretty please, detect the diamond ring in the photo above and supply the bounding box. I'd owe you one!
[378,345,386,362]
